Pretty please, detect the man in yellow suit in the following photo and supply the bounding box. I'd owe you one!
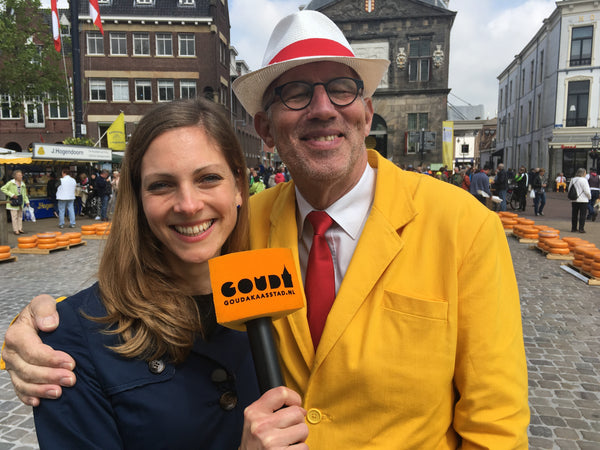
[3,10,528,449]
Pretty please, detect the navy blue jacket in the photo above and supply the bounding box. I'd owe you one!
[34,284,259,449]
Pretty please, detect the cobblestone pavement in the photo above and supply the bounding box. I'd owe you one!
[0,193,598,448]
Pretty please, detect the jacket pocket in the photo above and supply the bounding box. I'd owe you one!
[382,291,448,321]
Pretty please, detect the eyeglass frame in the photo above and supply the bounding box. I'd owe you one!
[263,77,365,111]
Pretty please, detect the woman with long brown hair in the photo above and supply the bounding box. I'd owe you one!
[32,99,270,448]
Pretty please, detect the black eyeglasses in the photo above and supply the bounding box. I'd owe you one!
[264,77,364,111]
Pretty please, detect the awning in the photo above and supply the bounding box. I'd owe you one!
[0,152,33,164]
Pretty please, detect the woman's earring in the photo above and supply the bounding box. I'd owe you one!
[236,204,241,210]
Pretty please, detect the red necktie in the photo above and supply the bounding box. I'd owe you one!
[305,211,335,349]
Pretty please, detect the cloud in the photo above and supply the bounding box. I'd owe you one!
[230,0,301,70]
[448,0,556,118]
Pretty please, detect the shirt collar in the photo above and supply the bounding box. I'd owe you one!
[296,163,376,240]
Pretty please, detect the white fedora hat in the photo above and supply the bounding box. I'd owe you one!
[232,10,390,117]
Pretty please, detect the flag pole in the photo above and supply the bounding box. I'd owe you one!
[70,0,83,138]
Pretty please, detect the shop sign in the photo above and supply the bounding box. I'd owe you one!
[561,145,577,149]
[32,143,112,162]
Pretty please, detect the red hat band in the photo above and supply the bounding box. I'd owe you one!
[269,38,355,65]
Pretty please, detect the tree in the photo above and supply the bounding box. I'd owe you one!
[0,0,69,113]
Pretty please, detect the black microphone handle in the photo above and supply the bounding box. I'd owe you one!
[246,316,285,394]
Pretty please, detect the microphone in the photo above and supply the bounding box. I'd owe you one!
[209,248,304,394]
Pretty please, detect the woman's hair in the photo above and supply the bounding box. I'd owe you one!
[12,170,22,177]
[576,168,587,177]
[96,98,250,364]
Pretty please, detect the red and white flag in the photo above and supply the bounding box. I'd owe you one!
[89,0,104,35]
[51,0,61,52]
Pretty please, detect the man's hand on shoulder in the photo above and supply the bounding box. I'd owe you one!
[2,295,76,406]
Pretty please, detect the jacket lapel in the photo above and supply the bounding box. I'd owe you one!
[314,151,419,366]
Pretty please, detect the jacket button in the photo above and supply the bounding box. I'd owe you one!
[148,359,165,374]
[211,368,228,383]
[219,391,238,411]
[306,408,322,424]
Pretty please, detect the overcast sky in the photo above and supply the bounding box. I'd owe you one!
[47,0,558,119]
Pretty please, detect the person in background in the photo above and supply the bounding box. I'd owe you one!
[461,168,471,191]
[77,173,89,216]
[569,168,592,233]
[449,167,463,188]
[248,175,266,196]
[532,168,547,216]
[586,168,599,221]
[493,163,508,211]
[514,165,528,211]
[555,172,567,192]
[56,167,77,229]
[94,169,111,221]
[1,10,528,449]
[46,173,60,218]
[470,165,492,205]
[108,170,120,217]
[1,169,30,235]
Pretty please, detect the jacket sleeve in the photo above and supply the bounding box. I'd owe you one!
[33,300,124,450]
[1,181,14,198]
[453,213,529,448]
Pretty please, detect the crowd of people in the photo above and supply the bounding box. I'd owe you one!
[247,163,289,195]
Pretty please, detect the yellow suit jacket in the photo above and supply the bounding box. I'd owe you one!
[249,151,529,449]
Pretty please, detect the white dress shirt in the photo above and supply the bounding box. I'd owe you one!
[296,164,377,294]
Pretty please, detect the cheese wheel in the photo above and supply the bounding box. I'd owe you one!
[81,225,97,231]
[18,242,36,249]
[37,233,57,239]
[64,232,82,239]
[57,236,70,242]
[0,252,11,260]
[549,247,570,255]
[0,245,10,253]
[38,243,57,250]
[69,238,83,244]
[37,238,57,245]
[17,236,37,244]
[81,230,96,235]
[546,240,569,249]
[590,269,600,278]
[591,262,600,271]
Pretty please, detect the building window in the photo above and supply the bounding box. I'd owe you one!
[509,80,513,102]
[87,32,104,55]
[179,0,195,5]
[527,101,532,134]
[530,61,534,90]
[219,41,228,65]
[406,113,428,154]
[136,0,153,4]
[521,69,525,96]
[499,88,503,111]
[519,105,523,135]
[156,33,173,56]
[48,97,69,119]
[98,0,110,3]
[112,80,129,101]
[133,33,150,55]
[110,32,127,55]
[219,86,228,106]
[90,79,107,101]
[1,95,20,119]
[570,26,593,66]
[178,34,195,56]
[566,80,589,127]
[158,80,174,102]
[536,94,541,129]
[25,97,44,128]
[135,80,152,101]
[539,50,544,83]
[180,80,196,99]
[408,38,430,82]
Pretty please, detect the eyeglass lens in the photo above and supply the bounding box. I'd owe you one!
[276,77,363,110]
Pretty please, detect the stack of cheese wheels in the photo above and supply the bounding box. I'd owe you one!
[36,233,58,250]
[513,224,539,240]
[571,242,596,267]
[81,224,97,236]
[96,222,111,236]
[544,238,570,255]
[0,245,11,260]
[17,235,37,249]
[562,237,584,252]
[579,246,600,276]
[64,231,82,245]
[56,232,70,248]
[498,212,518,230]
[590,250,600,279]
[537,228,561,252]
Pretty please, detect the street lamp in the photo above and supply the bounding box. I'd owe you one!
[591,133,600,171]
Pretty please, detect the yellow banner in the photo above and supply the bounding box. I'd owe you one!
[442,121,454,168]
[107,113,126,151]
